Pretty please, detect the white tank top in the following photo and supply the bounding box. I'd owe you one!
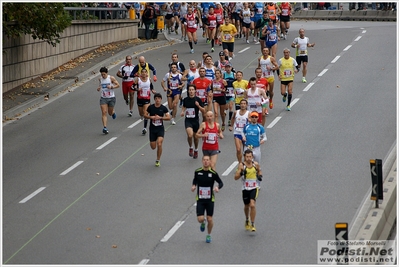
[259,56,274,78]
[234,110,249,135]
[247,88,262,113]
[100,75,115,98]
[138,77,151,99]
[242,8,251,24]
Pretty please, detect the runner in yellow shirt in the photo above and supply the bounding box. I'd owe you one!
[217,17,237,60]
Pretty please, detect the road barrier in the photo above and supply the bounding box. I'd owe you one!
[293,9,396,21]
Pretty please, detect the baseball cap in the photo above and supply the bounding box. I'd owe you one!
[225,62,232,67]
[219,51,225,56]
[250,111,259,118]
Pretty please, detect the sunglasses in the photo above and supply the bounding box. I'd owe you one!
[251,116,258,118]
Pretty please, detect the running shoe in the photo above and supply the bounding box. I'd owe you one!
[194,41,197,45]
[206,235,212,243]
[251,224,256,232]
[125,99,129,105]
[200,221,206,232]
[179,100,183,108]
[246,39,249,44]
[181,36,184,41]
[255,40,260,44]
[171,118,176,125]
[184,36,187,41]
[286,105,291,111]
[245,220,251,231]
[211,47,214,52]
[282,93,287,102]
[112,112,116,119]
[280,33,284,39]
[190,49,194,54]
[189,147,194,157]
[269,101,274,109]
[206,39,211,44]
[128,110,133,117]
[142,128,147,135]
[228,120,231,126]
[103,127,109,134]
[193,150,198,159]
[221,124,225,131]
[155,160,160,167]
[265,109,269,115]
[302,77,307,83]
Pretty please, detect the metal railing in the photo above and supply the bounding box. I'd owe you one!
[64,7,129,20]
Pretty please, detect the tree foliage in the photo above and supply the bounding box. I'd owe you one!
[3,3,72,47]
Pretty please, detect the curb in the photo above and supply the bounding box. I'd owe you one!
[352,144,397,265]
[3,36,172,120]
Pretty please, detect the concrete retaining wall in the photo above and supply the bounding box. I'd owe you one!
[293,10,397,21]
[2,19,139,93]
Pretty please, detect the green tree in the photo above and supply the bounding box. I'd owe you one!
[3,3,71,47]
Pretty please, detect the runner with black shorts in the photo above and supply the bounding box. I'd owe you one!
[181,84,206,159]
[191,155,223,243]
[144,93,170,167]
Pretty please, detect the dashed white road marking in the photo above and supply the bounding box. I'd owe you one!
[238,47,250,53]
[138,259,150,265]
[354,36,362,41]
[343,45,352,51]
[331,56,340,63]
[267,116,281,129]
[318,69,328,77]
[222,161,238,176]
[19,187,46,203]
[303,82,315,92]
[160,221,185,242]
[290,98,300,107]
[60,161,84,175]
[96,137,117,150]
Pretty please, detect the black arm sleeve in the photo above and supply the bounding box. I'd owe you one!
[215,174,224,190]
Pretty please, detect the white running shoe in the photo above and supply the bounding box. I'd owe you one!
[171,118,176,125]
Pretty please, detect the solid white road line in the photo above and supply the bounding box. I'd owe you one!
[331,56,340,64]
[160,221,185,242]
[96,137,117,150]
[222,161,238,176]
[60,161,84,175]
[267,116,281,129]
[238,47,250,53]
[354,36,362,41]
[19,187,46,203]
[303,82,315,92]
[343,45,352,51]
[318,69,328,77]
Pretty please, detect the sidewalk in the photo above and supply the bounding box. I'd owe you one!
[2,35,176,122]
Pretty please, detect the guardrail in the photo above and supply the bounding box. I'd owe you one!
[64,7,129,20]
[293,10,396,21]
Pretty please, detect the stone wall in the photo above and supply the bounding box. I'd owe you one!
[2,19,139,93]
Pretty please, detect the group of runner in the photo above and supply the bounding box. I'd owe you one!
[97,1,315,243]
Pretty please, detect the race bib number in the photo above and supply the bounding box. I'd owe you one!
[224,33,232,41]
[300,50,307,54]
[282,8,289,16]
[257,8,263,14]
[186,108,195,118]
[199,186,211,199]
[152,119,162,126]
[284,70,292,77]
[140,88,149,97]
[209,20,217,27]
[269,33,276,41]
[245,180,257,189]
[205,133,217,144]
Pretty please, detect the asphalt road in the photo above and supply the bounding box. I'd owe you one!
[2,21,397,265]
